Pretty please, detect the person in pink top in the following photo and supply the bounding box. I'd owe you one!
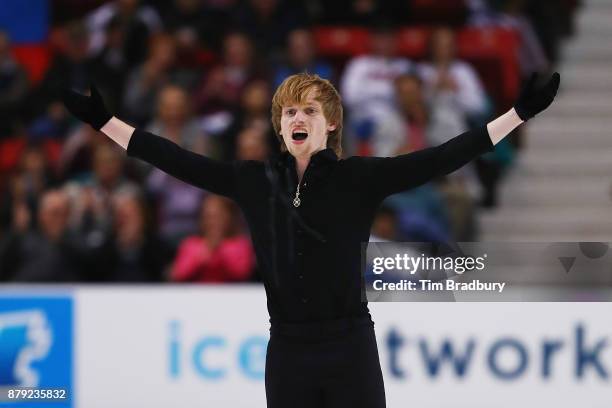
[171,194,255,282]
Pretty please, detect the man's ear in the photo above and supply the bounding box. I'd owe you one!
[327,123,337,132]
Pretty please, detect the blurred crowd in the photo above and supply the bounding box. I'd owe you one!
[0,0,579,283]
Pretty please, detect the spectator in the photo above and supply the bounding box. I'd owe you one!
[88,15,132,110]
[194,31,261,116]
[235,125,271,161]
[393,73,477,241]
[0,146,57,232]
[146,169,206,252]
[27,100,72,142]
[273,28,334,88]
[32,21,93,117]
[145,85,209,250]
[148,84,211,154]
[0,189,86,282]
[500,0,551,77]
[369,205,397,242]
[468,0,549,78]
[340,23,412,156]
[122,33,178,126]
[384,185,452,243]
[393,73,429,155]
[158,0,221,90]
[100,190,169,281]
[415,27,489,208]
[217,79,277,160]
[232,0,304,60]
[0,31,29,138]
[161,0,231,52]
[417,26,489,146]
[171,195,255,282]
[342,70,419,157]
[469,0,548,154]
[66,144,140,233]
[421,26,514,208]
[86,0,163,67]
[58,124,109,181]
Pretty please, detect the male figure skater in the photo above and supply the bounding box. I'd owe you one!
[63,71,560,407]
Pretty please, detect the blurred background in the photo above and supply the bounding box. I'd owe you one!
[0,0,592,284]
[3,1,612,407]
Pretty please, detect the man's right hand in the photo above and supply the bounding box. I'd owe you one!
[62,85,112,131]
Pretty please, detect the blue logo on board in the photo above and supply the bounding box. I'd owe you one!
[0,296,73,407]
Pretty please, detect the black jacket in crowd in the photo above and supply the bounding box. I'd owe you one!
[126,125,494,324]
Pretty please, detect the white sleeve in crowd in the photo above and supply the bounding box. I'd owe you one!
[455,63,487,114]
[487,108,524,146]
[339,58,365,108]
[100,117,135,150]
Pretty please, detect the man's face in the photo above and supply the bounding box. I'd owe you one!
[237,127,269,161]
[39,192,70,241]
[395,77,423,110]
[431,28,455,64]
[288,29,314,67]
[158,86,188,124]
[279,88,336,158]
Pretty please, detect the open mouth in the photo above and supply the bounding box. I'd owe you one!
[292,132,308,141]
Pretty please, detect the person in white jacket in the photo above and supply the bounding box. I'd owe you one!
[340,24,412,157]
[417,26,489,146]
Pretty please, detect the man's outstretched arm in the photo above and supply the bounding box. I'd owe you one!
[364,72,561,199]
[62,86,238,197]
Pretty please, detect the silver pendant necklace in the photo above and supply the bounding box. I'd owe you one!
[293,182,301,207]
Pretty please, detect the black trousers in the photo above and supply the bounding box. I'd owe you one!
[265,317,386,408]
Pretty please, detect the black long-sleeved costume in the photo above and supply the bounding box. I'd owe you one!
[127,125,494,324]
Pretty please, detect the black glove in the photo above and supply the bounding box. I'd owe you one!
[62,85,112,131]
[514,72,561,121]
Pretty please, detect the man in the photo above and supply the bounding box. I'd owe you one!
[1,189,82,282]
[63,71,560,407]
[341,25,413,156]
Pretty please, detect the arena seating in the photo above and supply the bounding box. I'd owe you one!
[313,25,520,111]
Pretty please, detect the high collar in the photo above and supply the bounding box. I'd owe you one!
[275,148,338,169]
[273,148,338,188]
